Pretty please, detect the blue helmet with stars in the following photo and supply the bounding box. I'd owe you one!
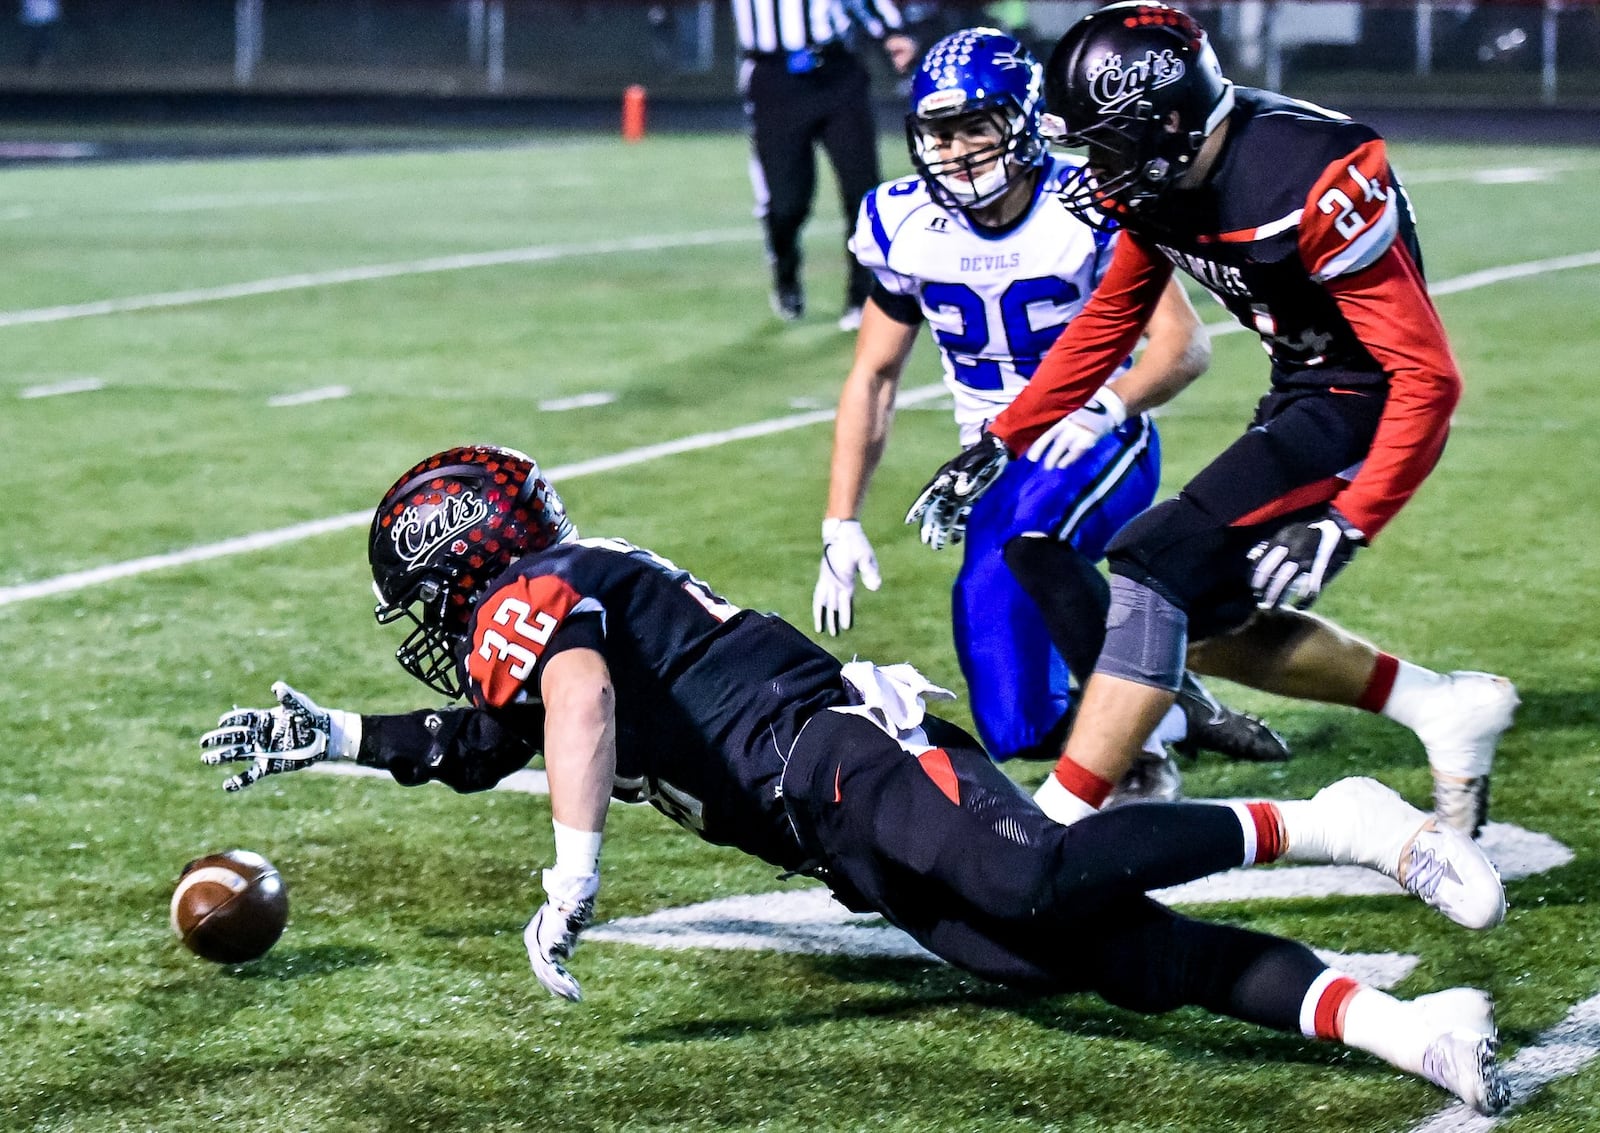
[906,28,1047,213]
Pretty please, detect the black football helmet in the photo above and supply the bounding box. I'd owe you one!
[369,445,575,698]
[1045,2,1234,225]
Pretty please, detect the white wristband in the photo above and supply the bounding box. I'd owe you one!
[325,709,361,761]
[552,819,603,877]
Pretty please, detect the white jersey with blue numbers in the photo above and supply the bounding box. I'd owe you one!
[850,155,1118,444]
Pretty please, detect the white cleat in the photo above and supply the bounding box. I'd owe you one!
[1411,672,1519,837]
[1311,777,1507,929]
[1420,1028,1510,1116]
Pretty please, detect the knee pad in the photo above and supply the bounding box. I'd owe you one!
[1094,575,1188,692]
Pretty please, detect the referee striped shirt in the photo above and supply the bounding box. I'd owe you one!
[732,0,904,55]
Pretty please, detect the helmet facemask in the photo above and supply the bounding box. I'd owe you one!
[910,105,1038,213]
[369,445,575,700]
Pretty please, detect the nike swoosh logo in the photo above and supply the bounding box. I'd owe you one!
[1328,387,1367,396]
[834,764,843,804]
[1081,402,1109,415]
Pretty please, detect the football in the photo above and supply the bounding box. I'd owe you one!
[170,849,289,963]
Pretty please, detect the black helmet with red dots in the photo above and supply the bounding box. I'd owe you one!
[369,445,575,698]
[1045,2,1234,224]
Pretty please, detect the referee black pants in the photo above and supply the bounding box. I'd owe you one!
[743,52,881,309]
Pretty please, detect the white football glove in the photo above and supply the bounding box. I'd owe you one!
[524,868,600,1002]
[1025,386,1127,471]
[904,432,1011,550]
[1246,508,1365,611]
[199,681,361,792]
[813,518,881,636]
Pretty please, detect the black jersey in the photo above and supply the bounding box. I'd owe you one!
[461,537,847,870]
[1136,88,1422,379]
[994,88,1462,538]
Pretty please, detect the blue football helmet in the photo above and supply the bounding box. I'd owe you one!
[907,28,1047,214]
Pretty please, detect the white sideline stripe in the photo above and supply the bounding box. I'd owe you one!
[1406,992,1600,1132]
[0,226,756,330]
[268,385,350,407]
[0,382,949,608]
[311,761,549,794]
[19,377,105,399]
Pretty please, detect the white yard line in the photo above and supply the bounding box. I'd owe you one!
[0,226,756,330]
[0,383,948,609]
[267,385,350,407]
[18,376,105,399]
[1,248,1594,612]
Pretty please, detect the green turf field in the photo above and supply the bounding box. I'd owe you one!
[2,132,1599,1132]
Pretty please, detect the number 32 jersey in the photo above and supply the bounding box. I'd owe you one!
[850,155,1117,443]
[461,538,846,870]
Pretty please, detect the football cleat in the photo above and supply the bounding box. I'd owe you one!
[1420,1029,1510,1116]
[837,305,864,333]
[1105,749,1183,807]
[1172,672,1291,763]
[1308,777,1506,930]
[1409,671,1519,837]
[1413,987,1495,1040]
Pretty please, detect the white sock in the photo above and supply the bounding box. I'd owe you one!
[1338,986,1436,1076]
[1378,660,1447,730]
[1150,703,1188,748]
[1272,799,1339,864]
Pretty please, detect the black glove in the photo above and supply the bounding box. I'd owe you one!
[1246,507,1365,611]
[903,432,1010,550]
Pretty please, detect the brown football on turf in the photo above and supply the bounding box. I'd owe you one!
[170,849,289,963]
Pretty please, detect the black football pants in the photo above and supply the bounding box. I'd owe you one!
[1108,381,1392,639]
[744,53,880,308]
[783,709,1326,1031]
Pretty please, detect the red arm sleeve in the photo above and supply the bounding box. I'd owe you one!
[1324,244,1461,537]
[1299,139,1462,538]
[989,233,1172,454]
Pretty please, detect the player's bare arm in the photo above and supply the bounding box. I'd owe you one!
[539,646,617,834]
[815,299,917,634]
[825,299,920,522]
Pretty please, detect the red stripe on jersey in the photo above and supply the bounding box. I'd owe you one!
[990,233,1172,453]
[1051,755,1114,809]
[1358,652,1401,713]
[1299,139,1395,281]
[1228,475,1343,529]
[1324,241,1461,537]
[1312,975,1363,1041]
[916,748,961,805]
[1245,801,1287,864]
[468,574,585,708]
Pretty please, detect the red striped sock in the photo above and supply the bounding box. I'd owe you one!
[1308,974,1363,1041]
[1241,801,1288,864]
[1357,652,1400,713]
[1051,756,1114,809]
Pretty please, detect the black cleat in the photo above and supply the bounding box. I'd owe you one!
[1173,672,1291,763]
[770,284,805,322]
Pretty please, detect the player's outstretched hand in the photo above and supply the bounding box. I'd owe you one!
[814,519,881,636]
[200,681,359,792]
[904,432,1010,550]
[525,868,600,1002]
[1247,508,1365,611]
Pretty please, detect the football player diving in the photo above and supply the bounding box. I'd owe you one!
[204,444,1508,1115]
[813,27,1289,801]
[905,5,1517,834]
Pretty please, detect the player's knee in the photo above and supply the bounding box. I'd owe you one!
[1094,575,1187,693]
